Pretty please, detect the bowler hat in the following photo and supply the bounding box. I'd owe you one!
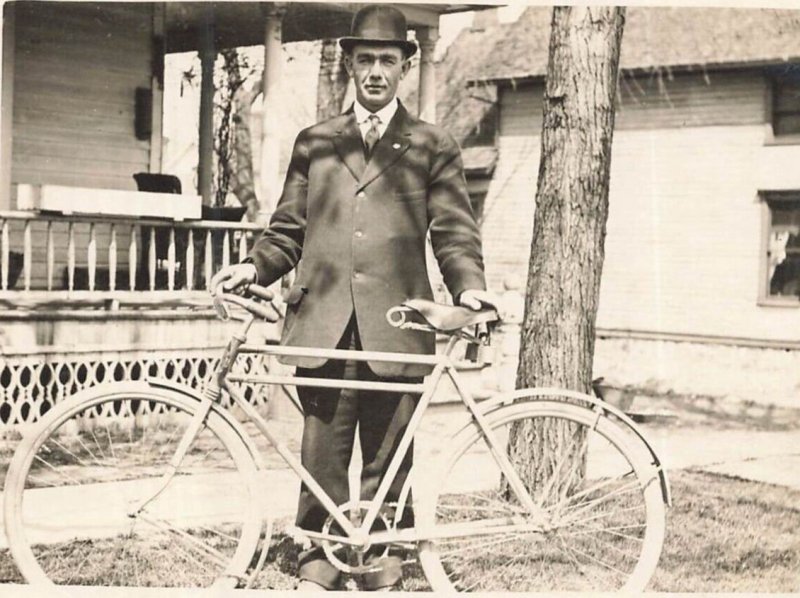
[339,5,417,58]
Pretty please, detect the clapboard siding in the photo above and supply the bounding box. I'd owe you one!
[15,125,144,151]
[480,135,538,287]
[12,168,134,190]
[485,68,800,343]
[500,69,767,136]
[615,69,766,129]
[13,138,149,165]
[499,86,544,137]
[12,2,153,192]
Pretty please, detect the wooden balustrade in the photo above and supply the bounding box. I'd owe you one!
[0,211,264,307]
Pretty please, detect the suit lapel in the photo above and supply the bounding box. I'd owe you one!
[358,104,413,191]
[332,109,366,182]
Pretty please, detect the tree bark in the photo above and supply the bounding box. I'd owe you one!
[316,39,349,121]
[509,6,626,496]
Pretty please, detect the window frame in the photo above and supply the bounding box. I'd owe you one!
[759,190,800,306]
[765,68,800,145]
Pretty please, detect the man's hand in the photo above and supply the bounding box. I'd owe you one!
[209,263,258,295]
[459,289,501,312]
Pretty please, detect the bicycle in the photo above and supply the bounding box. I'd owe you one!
[3,285,670,591]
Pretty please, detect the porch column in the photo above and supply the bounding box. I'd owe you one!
[1,4,16,210]
[259,3,287,223]
[416,26,439,124]
[197,11,215,206]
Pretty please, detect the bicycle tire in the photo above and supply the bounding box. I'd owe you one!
[417,398,666,592]
[4,382,263,588]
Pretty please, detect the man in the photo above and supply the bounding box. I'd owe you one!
[210,5,495,590]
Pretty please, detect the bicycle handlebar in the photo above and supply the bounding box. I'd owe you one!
[212,283,281,323]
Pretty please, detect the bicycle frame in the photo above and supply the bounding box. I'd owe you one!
[197,308,548,551]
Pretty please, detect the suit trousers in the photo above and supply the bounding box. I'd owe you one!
[295,316,420,590]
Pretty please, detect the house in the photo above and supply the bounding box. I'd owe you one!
[450,6,800,406]
[0,1,481,428]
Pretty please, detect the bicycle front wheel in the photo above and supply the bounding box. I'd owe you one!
[417,399,666,592]
[4,383,262,588]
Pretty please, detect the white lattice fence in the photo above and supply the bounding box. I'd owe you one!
[0,349,272,428]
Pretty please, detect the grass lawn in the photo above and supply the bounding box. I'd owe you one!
[1,469,798,591]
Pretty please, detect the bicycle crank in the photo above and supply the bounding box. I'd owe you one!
[320,501,393,574]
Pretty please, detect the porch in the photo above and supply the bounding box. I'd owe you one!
[0,207,280,429]
[0,2,493,430]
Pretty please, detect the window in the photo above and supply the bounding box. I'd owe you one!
[763,192,800,301]
[771,71,800,137]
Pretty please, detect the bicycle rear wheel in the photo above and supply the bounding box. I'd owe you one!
[417,399,666,592]
[3,383,262,588]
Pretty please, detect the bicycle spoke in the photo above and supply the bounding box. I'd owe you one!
[563,527,641,561]
[47,438,94,469]
[104,426,117,462]
[557,534,609,589]
[564,521,646,539]
[555,481,645,524]
[544,470,636,516]
[32,454,85,486]
[562,502,646,531]
[152,421,189,463]
[436,498,525,516]
[561,538,630,578]
[421,405,665,592]
[536,431,584,507]
[87,427,110,462]
[10,391,259,588]
[189,523,240,545]
[136,513,230,569]
[438,530,527,560]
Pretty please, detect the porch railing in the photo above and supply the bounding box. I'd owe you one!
[0,211,264,307]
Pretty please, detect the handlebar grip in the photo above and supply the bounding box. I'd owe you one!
[246,283,274,302]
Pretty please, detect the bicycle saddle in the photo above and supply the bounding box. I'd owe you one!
[399,298,499,332]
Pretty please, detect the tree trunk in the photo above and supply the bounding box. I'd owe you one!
[316,39,349,121]
[230,84,260,222]
[509,6,626,497]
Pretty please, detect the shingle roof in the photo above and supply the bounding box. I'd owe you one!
[431,20,506,144]
[472,6,800,83]
[402,18,512,146]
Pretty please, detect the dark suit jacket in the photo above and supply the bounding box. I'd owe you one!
[247,103,486,377]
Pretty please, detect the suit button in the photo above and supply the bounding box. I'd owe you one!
[353,271,360,279]
[354,230,363,238]
[357,192,366,199]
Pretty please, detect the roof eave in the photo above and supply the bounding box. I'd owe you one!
[470,56,800,88]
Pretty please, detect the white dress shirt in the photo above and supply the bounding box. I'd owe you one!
[353,97,398,142]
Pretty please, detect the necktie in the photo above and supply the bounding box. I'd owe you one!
[364,114,381,159]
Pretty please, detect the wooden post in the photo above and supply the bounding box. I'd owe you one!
[259,3,286,222]
[1,4,16,211]
[417,26,439,124]
[198,8,216,206]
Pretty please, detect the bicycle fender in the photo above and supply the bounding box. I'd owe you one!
[467,388,672,507]
[145,377,266,470]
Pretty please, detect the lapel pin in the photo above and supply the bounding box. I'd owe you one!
[392,143,401,150]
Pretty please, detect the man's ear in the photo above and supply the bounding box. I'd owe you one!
[343,52,355,78]
[400,58,411,78]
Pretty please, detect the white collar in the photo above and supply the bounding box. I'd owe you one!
[353,97,399,126]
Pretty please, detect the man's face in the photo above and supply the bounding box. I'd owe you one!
[345,44,410,112]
